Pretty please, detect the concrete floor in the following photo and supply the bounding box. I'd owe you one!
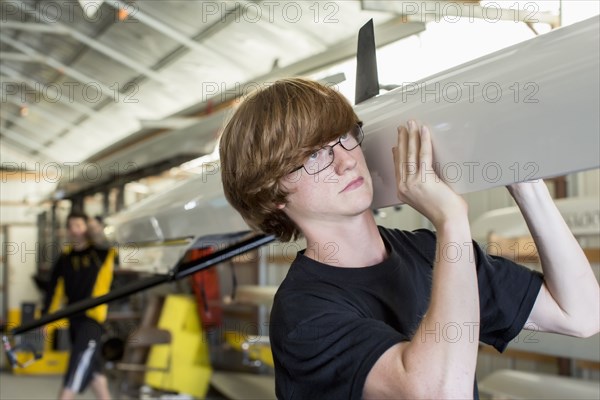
[0,371,100,400]
[0,370,270,400]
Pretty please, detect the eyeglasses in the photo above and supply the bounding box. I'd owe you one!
[291,124,364,175]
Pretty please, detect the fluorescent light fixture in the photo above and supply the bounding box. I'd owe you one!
[78,0,105,19]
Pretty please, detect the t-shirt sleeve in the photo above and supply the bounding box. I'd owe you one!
[270,288,407,400]
[411,229,544,353]
[473,240,544,352]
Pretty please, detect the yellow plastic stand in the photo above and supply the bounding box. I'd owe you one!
[145,295,212,398]
[7,308,69,375]
[224,331,274,368]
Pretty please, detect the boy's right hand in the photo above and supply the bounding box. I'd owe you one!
[391,120,468,228]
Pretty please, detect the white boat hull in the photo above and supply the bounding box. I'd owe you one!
[106,17,600,272]
[360,16,599,208]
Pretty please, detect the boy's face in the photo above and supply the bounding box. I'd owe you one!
[279,134,374,224]
[67,217,88,242]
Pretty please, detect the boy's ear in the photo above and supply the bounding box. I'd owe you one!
[276,203,286,210]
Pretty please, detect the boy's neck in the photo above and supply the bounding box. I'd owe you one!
[302,212,387,268]
[71,240,90,252]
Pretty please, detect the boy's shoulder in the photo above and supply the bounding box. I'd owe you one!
[378,225,437,256]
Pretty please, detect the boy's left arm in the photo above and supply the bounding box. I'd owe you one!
[508,179,599,338]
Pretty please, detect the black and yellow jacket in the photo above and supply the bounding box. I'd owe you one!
[42,243,115,323]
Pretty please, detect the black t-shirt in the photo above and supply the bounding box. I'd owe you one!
[269,226,544,399]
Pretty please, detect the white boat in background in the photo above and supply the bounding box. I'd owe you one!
[471,195,600,243]
[362,15,599,208]
[105,160,248,274]
[104,16,599,273]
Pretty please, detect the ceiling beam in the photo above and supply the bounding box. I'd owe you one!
[0,21,70,34]
[178,16,426,116]
[0,141,53,167]
[0,52,36,62]
[1,65,98,116]
[138,117,204,130]
[0,33,118,101]
[10,0,170,85]
[361,1,560,27]
[1,127,58,159]
[0,113,52,140]
[1,94,79,131]
[104,0,236,65]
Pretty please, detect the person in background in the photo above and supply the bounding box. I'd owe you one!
[42,210,115,400]
[87,215,109,249]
